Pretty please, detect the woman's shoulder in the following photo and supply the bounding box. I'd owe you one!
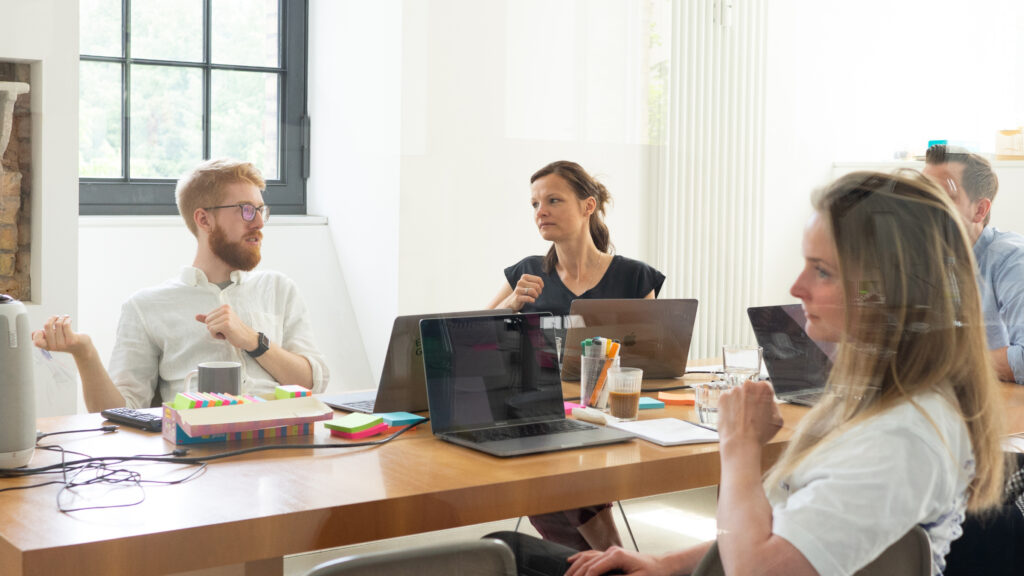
[504,255,548,284]
[506,255,546,273]
[604,255,666,296]
[852,392,970,455]
[609,254,661,273]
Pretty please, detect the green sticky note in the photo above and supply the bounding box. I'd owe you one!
[324,413,384,433]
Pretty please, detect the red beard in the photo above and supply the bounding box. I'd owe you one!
[210,224,262,271]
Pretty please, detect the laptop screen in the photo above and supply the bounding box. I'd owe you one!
[561,299,698,380]
[420,312,563,434]
[748,304,834,396]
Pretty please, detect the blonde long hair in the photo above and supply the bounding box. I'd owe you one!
[764,170,1005,511]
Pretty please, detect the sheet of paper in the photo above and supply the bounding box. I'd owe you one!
[608,418,718,446]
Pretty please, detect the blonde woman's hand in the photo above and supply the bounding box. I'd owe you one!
[504,274,545,311]
[718,379,783,447]
[565,547,671,576]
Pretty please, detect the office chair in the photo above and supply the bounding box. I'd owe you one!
[302,538,517,576]
[690,526,931,576]
[512,500,640,552]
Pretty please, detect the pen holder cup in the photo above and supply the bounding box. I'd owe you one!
[580,355,620,411]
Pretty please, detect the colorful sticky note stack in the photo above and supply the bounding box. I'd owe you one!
[171,392,267,410]
[325,413,387,439]
[173,392,250,410]
[275,384,312,399]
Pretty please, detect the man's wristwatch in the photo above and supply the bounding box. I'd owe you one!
[247,332,270,358]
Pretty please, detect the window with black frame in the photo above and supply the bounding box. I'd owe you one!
[78,0,308,215]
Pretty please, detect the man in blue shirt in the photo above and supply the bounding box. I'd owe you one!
[923,144,1024,384]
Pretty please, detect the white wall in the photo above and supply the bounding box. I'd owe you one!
[760,1,843,309]
[307,0,401,385]
[0,0,80,416]
[309,0,656,382]
[397,0,653,315]
[761,0,1024,308]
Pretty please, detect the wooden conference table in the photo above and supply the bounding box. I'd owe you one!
[2,376,1023,576]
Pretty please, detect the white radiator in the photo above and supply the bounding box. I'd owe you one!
[654,0,766,359]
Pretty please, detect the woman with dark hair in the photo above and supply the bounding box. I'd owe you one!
[488,160,664,316]
[487,160,665,551]
[491,170,1007,575]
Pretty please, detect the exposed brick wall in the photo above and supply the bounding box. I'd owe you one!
[0,62,31,301]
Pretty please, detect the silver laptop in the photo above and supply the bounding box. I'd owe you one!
[561,299,699,381]
[320,309,510,414]
[747,304,834,406]
[420,312,635,457]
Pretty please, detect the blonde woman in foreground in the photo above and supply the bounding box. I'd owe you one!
[490,170,1006,576]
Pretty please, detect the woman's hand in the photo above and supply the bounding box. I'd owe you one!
[32,315,91,356]
[565,547,672,576]
[718,379,784,447]
[503,274,545,311]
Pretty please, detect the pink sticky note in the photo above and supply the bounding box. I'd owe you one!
[564,401,583,415]
[329,422,388,439]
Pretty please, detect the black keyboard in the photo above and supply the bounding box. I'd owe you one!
[101,407,163,432]
[450,419,594,443]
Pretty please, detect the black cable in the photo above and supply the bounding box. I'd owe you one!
[0,418,427,477]
[2,418,427,513]
[35,425,119,441]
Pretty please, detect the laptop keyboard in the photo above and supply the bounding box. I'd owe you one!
[783,390,823,405]
[337,399,375,413]
[449,419,594,443]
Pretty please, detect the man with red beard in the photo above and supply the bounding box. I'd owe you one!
[33,159,329,411]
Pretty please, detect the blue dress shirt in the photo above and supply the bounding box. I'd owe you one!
[975,226,1024,384]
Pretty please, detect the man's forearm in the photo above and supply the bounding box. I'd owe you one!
[71,336,126,412]
[991,347,1016,383]
[252,343,314,389]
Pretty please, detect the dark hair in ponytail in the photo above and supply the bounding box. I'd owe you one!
[531,161,613,274]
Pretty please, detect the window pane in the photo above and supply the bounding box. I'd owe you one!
[211,70,279,179]
[129,64,202,179]
[131,0,203,62]
[80,61,124,178]
[80,0,122,57]
[211,0,280,68]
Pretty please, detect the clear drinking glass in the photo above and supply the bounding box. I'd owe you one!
[722,344,763,388]
[694,381,728,427]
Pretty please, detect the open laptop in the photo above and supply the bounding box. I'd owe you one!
[747,304,835,406]
[420,312,636,457]
[320,309,510,414]
[560,299,699,381]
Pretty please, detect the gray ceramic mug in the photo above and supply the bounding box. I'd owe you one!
[184,361,242,395]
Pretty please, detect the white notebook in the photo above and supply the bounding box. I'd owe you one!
[608,418,719,446]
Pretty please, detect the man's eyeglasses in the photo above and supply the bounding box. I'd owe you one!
[204,203,270,223]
